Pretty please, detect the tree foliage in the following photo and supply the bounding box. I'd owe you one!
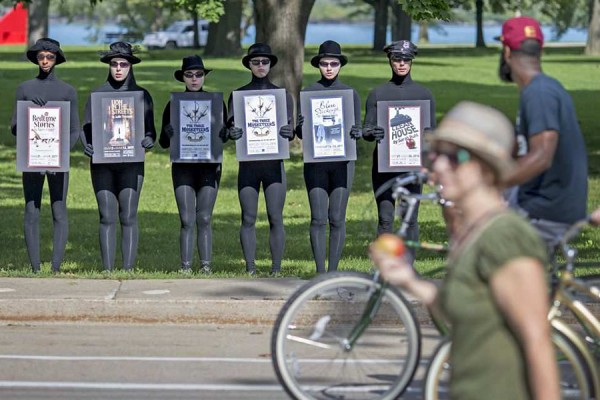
[396,0,452,21]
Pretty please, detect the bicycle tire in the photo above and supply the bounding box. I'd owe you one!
[271,271,421,400]
[422,328,594,400]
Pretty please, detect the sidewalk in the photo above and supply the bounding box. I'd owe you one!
[0,277,432,325]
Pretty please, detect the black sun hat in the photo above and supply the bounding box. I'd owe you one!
[26,37,66,65]
[310,40,348,68]
[174,55,213,82]
[242,43,278,69]
[99,42,141,65]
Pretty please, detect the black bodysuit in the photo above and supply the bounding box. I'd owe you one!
[159,91,227,270]
[82,70,156,271]
[11,68,80,272]
[300,76,361,273]
[227,76,294,273]
[364,73,436,262]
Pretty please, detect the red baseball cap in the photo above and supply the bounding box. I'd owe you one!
[496,16,544,50]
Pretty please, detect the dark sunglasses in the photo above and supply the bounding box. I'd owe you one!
[390,56,412,63]
[249,59,271,66]
[37,53,56,61]
[110,61,131,68]
[183,71,205,78]
[426,148,471,168]
[319,61,341,68]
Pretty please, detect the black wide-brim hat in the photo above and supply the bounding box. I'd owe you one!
[242,43,278,69]
[383,40,418,60]
[174,55,212,82]
[99,42,141,64]
[26,37,66,65]
[310,40,348,68]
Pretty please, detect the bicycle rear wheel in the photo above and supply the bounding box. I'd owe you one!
[422,328,594,400]
[271,271,421,400]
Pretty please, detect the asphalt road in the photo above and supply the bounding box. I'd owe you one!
[0,323,443,400]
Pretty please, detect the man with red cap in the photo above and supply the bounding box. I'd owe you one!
[497,16,588,258]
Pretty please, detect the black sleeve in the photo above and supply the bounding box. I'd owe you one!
[158,101,171,149]
[364,89,377,127]
[67,85,81,150]
[353,89,362,126]
[285,91,294,125]
[143,89,157,139]
[226,93,234,127]
[11,84,26,136]
[81,96,93,148]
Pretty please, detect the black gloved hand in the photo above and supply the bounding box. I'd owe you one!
[141,136,155,149]
[83,143,94,158]
[279,124,294,140]
[294,114,304,139]
[228,126,243,141]
[349,125,362,140]
[218,126,228,142]
[371,126,385,141]
[31,97,47,107]
[164,124,174,138]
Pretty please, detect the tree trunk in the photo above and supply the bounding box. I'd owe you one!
[586,0,600,55]
[253,0,315,100]
[191,9,200,49]
[205,0,243,56]
[27,0,50,47]
[418,22,429,43]
[475,0,486,48]
[390,2,411,41]
[372,0,389,50]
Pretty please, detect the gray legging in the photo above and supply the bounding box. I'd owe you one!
[22,172,69,272]
[172,163,221,268]
[304,161,354,273]
[91,162,144,270]
[238,160,286,272]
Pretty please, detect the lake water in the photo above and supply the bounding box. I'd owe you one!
[48,21,588,46]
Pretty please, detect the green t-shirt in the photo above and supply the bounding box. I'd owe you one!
[439,211,549,400]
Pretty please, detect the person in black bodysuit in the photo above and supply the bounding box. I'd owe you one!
[226,43,294,275]
[295,41,362,273]
[363,41,436,263]
[11,38,80,273]
[159,55,227,274]
[81,42,156,271]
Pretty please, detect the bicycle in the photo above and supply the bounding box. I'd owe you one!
[423,218,600,400]
[270,171,447,400]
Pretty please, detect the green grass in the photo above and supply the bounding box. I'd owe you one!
[1,44,599,278]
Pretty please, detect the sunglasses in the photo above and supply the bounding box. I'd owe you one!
[37,54,56,61]
[249,59,271,66]
[319,61,341,68]
[427,148,471,168]
[390,56,412,63]
[183,71,205,79]
[110,61,131,68]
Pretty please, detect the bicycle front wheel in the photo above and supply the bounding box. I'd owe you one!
[271,271,421,400]
[422,328,593,400]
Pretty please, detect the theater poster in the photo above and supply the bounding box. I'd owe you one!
[376,100,430,172]
[232,89,289,161]
[300,89,356,163]
[91,91,145,163]
[16,101,70,172]
[170,92,223,163]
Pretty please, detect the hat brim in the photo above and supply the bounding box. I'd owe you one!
[427,129,516,181]
[388,51,416,60]
[174,67,213,82]
[310,54,348,68]
[242,54,278,69]
[100,54,142,65]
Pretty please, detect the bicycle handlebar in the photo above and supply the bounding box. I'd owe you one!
[373,171,429,199]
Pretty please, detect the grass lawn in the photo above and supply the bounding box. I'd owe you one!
[0,44,599,278]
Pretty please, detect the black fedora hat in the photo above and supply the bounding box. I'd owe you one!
[99,42,141,65]
[383,40,418,59]
[174,55,212,82]
[26,37,66,65]
[310,40,348,68]
[241,43,278,69]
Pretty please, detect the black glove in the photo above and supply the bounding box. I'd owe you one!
[163,124,174,138]
[218,126,228,142]
[228,126,243,141]
[83,143,94,158]
[31,97,47,107]
[141,136,155,149]
[363,124,385,142]
[279,124,294,140]
[294,114,305,139]
[349,125,362,140]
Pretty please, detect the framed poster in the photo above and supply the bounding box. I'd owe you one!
[91,91,145,163]
[16,101,71,172]
[299,89,356,163]
[170,92,224,163]
[232,88,289,161]
[376,100,431,172]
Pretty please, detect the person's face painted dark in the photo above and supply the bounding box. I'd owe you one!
[183,69,205,91]
[498,48,513,83]
[37,51,57,73]
[318,56,341,80]
[109,57,131,82]
[249,57,271,78]
[389,54,412,76]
